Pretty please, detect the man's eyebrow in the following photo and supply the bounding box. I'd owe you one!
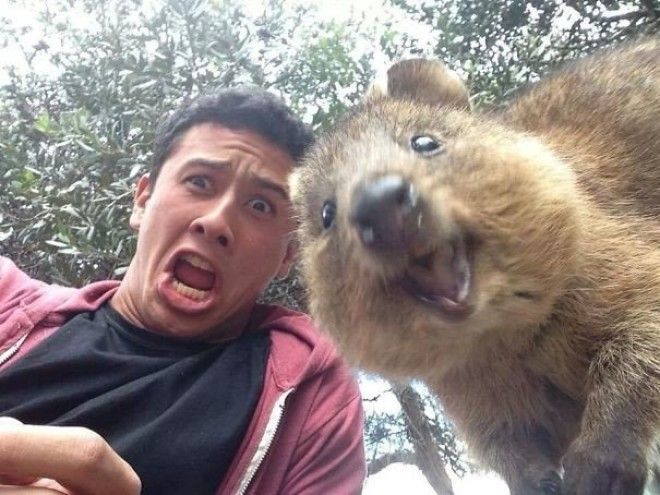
[182,158,289,200]
[182,158,231,170]
[252,176,289,201]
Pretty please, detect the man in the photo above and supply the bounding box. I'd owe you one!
[0,88,366,494]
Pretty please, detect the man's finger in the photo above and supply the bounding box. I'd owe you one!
[0,419,39,486]
[0,417,23,427]
[0,474,40,486]
[0,486,67,494]
[0,424,141,495]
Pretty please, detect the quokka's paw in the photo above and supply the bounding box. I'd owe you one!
[510,468,562,495]
[562,439,648,495]
[537,470,562,495]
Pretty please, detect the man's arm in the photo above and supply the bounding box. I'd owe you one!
[0,417,141,495]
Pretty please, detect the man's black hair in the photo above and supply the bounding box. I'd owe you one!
[150,87,314,182]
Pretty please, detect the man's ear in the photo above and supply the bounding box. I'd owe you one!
[275,238,298,280]
[129,174,152,231]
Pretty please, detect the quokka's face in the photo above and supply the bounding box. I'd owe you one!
[291,62,581,377]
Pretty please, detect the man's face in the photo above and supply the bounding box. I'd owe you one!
[113,123,297,341]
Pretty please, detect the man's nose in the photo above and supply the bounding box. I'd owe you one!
[189,200,237,248]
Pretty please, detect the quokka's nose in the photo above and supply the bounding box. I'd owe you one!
[350,174,419,253]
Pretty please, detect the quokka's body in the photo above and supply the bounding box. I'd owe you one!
[291,39,660,495]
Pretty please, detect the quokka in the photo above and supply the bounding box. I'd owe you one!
[291,39,660,495]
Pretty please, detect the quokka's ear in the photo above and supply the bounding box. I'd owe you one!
[366,59,470,111]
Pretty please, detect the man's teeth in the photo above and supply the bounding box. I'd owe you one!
[180,253,214,272]
[172,279,210,300]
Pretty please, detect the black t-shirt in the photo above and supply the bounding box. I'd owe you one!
[0,303,270,495]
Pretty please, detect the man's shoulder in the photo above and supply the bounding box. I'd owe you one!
[0,256,48,293]
[0,256,119,324]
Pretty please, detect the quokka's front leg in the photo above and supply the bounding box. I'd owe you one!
[469,423,564,495]
[562,324,660,495]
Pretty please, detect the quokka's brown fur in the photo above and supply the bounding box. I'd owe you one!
[291,39,660,495]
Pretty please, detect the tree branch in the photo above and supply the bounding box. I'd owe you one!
[565,1,652,23]
[393,384,454,495]
[368,450,417,475]
[639,0,659,20]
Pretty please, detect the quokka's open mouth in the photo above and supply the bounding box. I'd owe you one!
[398,234,474,321]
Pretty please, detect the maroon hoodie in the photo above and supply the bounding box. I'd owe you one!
[0,257,366,494]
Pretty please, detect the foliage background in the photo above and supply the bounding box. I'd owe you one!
[1,0,657,489]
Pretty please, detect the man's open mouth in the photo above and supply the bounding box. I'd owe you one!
[171,253,217,301]
[397,235,473,321]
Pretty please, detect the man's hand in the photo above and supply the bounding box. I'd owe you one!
[0,417,141,495]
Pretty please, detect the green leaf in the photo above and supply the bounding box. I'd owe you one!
[35,112,53,133]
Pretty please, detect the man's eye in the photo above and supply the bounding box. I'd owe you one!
[248,198,273,214]
[187,176,212,190]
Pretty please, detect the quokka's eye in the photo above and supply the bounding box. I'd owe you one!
[321,200,336,229]
[411,134,443,156]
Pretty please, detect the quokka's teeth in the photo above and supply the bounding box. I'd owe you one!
[172,279,209,301]
[180,253,214,272]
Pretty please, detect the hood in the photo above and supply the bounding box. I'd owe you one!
[249,304,339,391]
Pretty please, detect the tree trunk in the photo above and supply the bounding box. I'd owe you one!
[392,383,454,495]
